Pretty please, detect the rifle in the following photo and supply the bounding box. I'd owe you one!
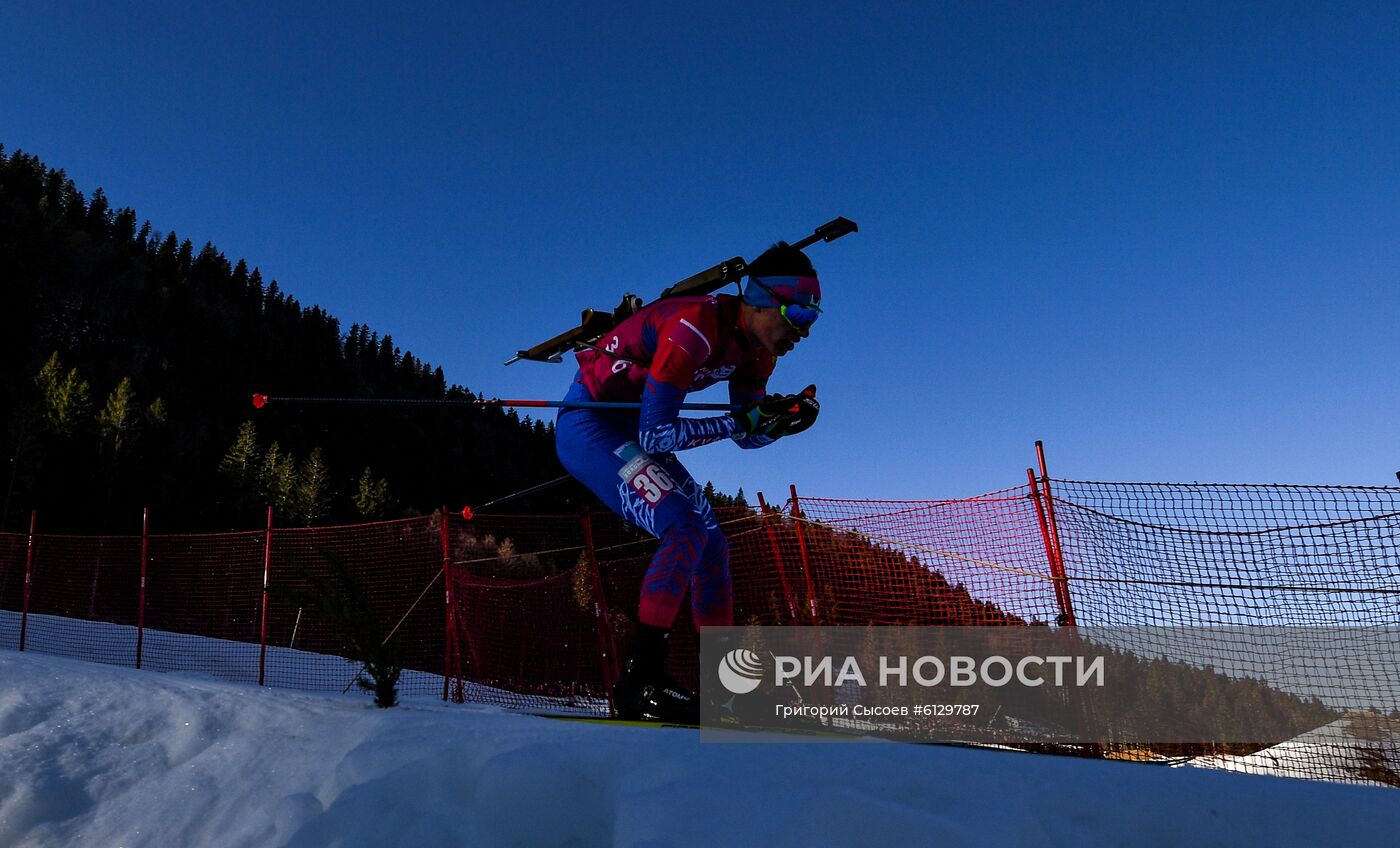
[504,216,857,365]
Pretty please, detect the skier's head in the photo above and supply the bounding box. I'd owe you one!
[742,242,821,357]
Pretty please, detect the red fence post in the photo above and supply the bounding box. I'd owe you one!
[258,506,273,686]
[788,484,820,626]
[441,507,465,702]
[755,492,799,622]
[1028,470,1076,627]
[580,508,618,717]
[1034,441,1077,627]
[19,510,35,651]
[136,507,149,669]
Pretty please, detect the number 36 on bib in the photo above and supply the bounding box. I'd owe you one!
[615,443,677,506]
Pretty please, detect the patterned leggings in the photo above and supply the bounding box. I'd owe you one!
[555,379,733,628]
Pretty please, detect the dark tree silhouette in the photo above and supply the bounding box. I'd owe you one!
[0,146,627,532]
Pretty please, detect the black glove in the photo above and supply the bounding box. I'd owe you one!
[737,385,819,439]
[781,385,820,436]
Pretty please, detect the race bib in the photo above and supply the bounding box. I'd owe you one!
[615,443,676,506]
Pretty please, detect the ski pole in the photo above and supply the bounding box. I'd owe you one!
[251,393,740,412]
[458,473,576,520]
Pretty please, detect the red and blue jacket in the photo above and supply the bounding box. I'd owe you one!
[574,295,777,453]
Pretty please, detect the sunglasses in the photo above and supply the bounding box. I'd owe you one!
[780,303,820,331]
[748,277,822,331]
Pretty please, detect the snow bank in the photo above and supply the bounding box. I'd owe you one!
[2,648,1397,847]
[0,609,602,714]
[1188,715,1400,785]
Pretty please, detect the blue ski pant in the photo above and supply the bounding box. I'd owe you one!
[555,377,733,629]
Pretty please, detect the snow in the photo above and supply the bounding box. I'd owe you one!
[0,610,602,715]
[2,648,1398,846]
[1189,715,1400,785]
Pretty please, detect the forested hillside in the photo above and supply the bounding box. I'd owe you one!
[0,146,584,532]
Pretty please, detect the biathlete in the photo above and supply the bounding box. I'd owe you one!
[555,242,823,722]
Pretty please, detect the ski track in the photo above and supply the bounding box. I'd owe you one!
[2,648,1398,847]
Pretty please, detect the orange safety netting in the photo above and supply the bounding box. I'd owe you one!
[2,477,1397,786]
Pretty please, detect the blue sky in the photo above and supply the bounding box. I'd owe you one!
[3,2,1397,502]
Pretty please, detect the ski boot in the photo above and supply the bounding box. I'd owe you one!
[613,623,700,725]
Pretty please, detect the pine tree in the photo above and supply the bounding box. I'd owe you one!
[218,421,262,515]
[97,376,143,514]
[112,207,137,243]
[97,376,139,458]
[260,442,297,514]
[276,550,403,707]
[35,352,92,436]
[157,231,179,266]
[292,447,332,527]
[248,268,265,311]
[353,467,391,519]
[85,187,111,235]
[176,239,194,275]
[231,258,249,291]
